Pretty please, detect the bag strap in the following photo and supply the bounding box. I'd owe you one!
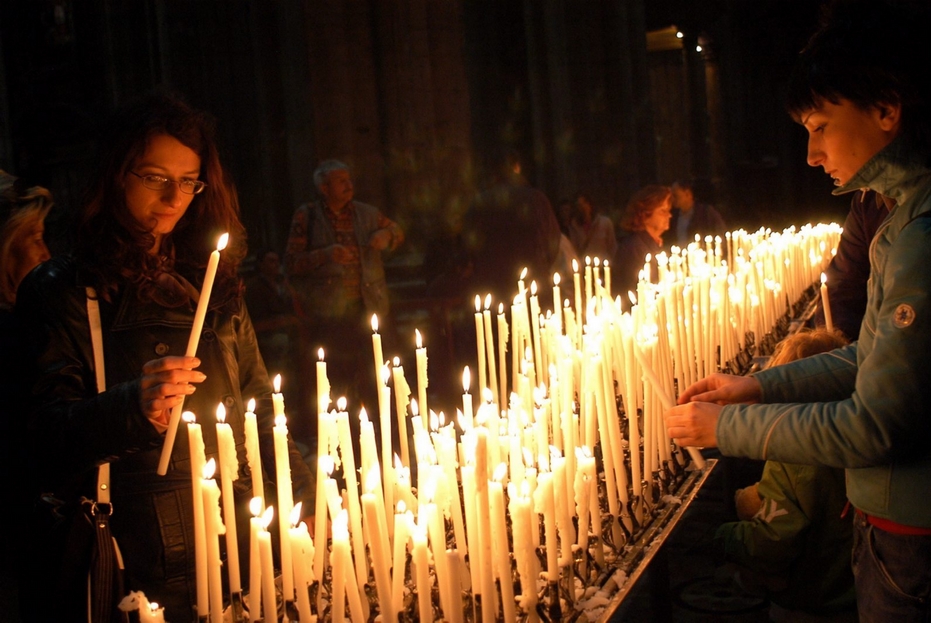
[85,287,110,506]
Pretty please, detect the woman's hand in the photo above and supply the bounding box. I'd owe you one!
[139,356,205,432]
[676,372,762,406]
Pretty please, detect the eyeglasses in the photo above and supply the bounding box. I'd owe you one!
[127,170,207,195]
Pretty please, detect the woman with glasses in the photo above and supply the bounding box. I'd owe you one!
[15,93,313,622]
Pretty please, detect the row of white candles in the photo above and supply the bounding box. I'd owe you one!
[157,224,840,621]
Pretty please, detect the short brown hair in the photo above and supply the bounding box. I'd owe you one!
[621,185,671,232]
[766,327,849,368]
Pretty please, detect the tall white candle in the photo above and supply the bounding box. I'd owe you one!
[184,412,209,618]
[201,459,225,623]
[371,313,384,392]
[391,358,412,469]
[482,294,499,406]
[257,507,277,623]
[474,295,487,394]
[415,329,429,417]
[288,503,315,623]
[158,233,228,475]
[248,498,263,623]
[273,409,295,603]
[497,303,509,409]
[214,404,241,594]
[242,398,264,502]
[820,272,834,332]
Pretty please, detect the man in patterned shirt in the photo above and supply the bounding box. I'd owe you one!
[285,159,403,411]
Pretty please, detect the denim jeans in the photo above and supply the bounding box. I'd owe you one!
[852,512,931,622]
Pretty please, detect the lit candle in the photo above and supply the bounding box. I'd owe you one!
[489,464,516,623]
[391,502,413,609]
[242,398,264,502]
[482,294,499,406]
[573,259,583,347]
[158,233,228,475]
[372,313,384,391]
[140,599,166,623]
[391,357,412,468]
[184,412,209,619]
[201,459,225,623]
[316,347,330,416]
[271,373,285,418]
[461,366,473,430]
[412,520,432,623]
[496,303,509,409]
[248,498,263,622]
[288,503,315,623]
[820,272,834,332]
[335,397,368,593]
[415,329,429,417]
[361,468,395,622]
[214,404,241,595]
[272,404,295,604]
[257,506,277,623]
[474,294,487,394]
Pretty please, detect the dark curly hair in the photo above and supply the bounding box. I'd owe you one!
[75,93,247,307]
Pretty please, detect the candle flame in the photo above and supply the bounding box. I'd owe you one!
[202,457,216,480]
[594,257,601,267]
[572,258,579,273]
[603,259,609,267]
[462,366,471,392]
[290,501,303,527]
[475,294,481,312]
[371,313,379,333]
[484,293,491,310]
[397,500,407,514]
[216,402,226,424]
[273,374,281,393]
[182,411,196,424]
[275,414,287,428]
[261,506,274,529]
[415,328,423,349]
[337,396,347,411]
[365,465,380,493]
[498,302,504,314]
[553,272,560,286]
[360,406,369,423]
[393,356,400,366]
[429,410,439,432]
[410,398,419,417]
[821,272,828,285]
[149,603,161,613]
[247,397,256,413]
[493,462,508,482]
[318,347,325,361]
[217,233,229,251]
[250,496,263,517]
[520,266,528,280]
[482,387,494,404]
[381,364,390,385]
[319,454,335,475]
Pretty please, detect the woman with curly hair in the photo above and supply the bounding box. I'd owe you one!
[613,184,672,298]
[16,93,313,622]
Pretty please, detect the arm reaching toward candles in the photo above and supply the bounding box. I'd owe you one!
[139,356,205,432]
[664,402,722,448]
[676,373,762,406]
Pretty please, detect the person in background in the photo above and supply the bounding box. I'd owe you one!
[15,93,313,621]
[0,170,53,622]
[569,192,617,262]
[613,184,672,299]
[461,150,562,306]
[0,170,52,311]
[718,328,856,623]
[284,159,403,412]
[666,1,931,619]
[669,178,727,248]
[820,189,889,339]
